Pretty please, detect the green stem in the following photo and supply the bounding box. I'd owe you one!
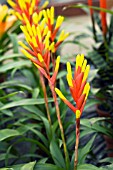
[74,118,80,170]
[40,72,52,125]
[49,84,69,170]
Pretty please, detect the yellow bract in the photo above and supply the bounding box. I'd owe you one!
[76,54,84,70]
[58,30,69,42]
[55,56,60,71]
[32,25,37,36]
[50,6,54,25]
[49,42,55,53]
[81,59,87,72]
[44,31,51,49]
[43,26,49,36]
[18,41,29,50]
[76,110,81,119]
[67,62,72,79]
[32,36,38,47]
[21,49,33,59]
[55,88,66,100]
[38,53,44,63]
[83,83,90,100]
[43,6,54,25]
[7,0,16,8]
[41,1,49,9]
[67,74,73,87]
[82,65,90,82]
[55,16,64,29]
[36,27,42,42]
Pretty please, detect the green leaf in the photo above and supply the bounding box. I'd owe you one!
[88,69,98,82]
[0,168,13,170]
[23,105,45,117]
[84,99,101,111]
[34,163,64,170]
[32,88,40,98]
[88,51,107,69]
[20,161,36,170]
[0,129,20,141]
[77,164,104,170]
[8,33,19,53]
[37,158,48,164]
[99,158,113,164]
[17,124,49,147]
[0,60,31,73]
[0,102,13,116]
[0,80,32,91]
[50,139,66,168]
[0,91,24,100]
[41,116,52,141]
[0,98,53,110]
[78,135,96,164]
[104,164,113,170]
[0,153,17,161]
[0,54,24,62]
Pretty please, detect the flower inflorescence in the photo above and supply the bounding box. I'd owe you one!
[55,54,90,119]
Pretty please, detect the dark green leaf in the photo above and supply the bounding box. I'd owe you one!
[50,139,66,168]
[0,129,20,141]
[0,98,53,110]
[78,135,96,164]
[0,60,31,73]
[20,161,36,170]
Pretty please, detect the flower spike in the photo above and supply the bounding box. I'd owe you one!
[55,54,90,118]
[7,0,48,25]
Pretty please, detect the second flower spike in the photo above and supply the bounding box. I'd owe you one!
[55,54,90,118]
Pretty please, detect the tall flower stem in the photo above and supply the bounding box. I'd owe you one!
[40,72,52,125]
[74,118,80,170]
[50,84,69,170]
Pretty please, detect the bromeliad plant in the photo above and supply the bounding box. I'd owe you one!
[55,54,90,170]
[1,0,113,170]
[7,1,93,169]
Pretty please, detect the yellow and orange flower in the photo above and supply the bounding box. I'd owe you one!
[19,11,60,85]
[55,54,90,119]
[7,0,49,24]
[0,4,16,38]
[42,7,69,53]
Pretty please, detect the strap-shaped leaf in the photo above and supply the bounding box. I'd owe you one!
[88,51,107,69]
[50,139,66,168]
